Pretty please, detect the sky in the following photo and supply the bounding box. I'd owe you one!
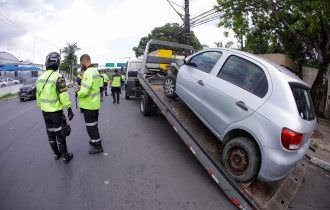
[0,0,236,66]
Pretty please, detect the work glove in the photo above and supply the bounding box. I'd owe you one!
[67,107,74,121]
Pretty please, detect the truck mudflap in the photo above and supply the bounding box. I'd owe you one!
[138,74,306,210]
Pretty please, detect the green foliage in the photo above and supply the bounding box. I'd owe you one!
[216,0,330,65]
[216,0,330,114]
[61,42,80,79]
[133,23,203,57]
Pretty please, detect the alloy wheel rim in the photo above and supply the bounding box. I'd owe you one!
[165,79,174,95]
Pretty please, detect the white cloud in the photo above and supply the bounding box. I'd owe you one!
[0,0,237,66]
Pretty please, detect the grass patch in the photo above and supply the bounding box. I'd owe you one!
[0,93,17,101]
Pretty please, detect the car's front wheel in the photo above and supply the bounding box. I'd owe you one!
[163,74,177,98]
[222,137,260,182]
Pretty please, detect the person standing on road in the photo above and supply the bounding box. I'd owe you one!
[101,71,110,97]
[110,69,123,104]
[75,54,104,154]
[36,52,74,164]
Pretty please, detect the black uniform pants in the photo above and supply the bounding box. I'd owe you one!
[103,83,108,95]
[42,110,69,155]
[111,87,121,103]
[81,108,101,146]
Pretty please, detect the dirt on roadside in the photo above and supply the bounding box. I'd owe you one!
[308,118,330,164]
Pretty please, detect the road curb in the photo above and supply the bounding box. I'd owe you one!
[305,154,330,172]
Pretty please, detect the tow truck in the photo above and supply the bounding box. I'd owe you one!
[134,39,307,210]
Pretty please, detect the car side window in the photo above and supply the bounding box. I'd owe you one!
[217,55,268,98]
[188,51,222,73]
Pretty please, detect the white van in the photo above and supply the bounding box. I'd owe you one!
[125,58,143,99]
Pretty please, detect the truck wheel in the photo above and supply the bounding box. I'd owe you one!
[163,74,177,98]
[140,94,151,116]
[222,137,260,182]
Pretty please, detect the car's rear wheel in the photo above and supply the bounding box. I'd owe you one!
[19,98,24,102]
[222,137,260,182]
[1,84,5,88]
[163,74,177,98]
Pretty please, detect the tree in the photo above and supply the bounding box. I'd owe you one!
[216,0,330,115]
[61,42,80,81]
[133,23,203,57]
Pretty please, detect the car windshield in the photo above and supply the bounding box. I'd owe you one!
[290,83,315,121]
[24,78,37,85]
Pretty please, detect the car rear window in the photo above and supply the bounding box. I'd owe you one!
[290,83,315,121]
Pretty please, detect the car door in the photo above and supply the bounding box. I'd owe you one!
[199,54,271,136]
[176,51,223,113]
[7,78,14,85]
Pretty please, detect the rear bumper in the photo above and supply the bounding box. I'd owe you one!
[258,141,309,181]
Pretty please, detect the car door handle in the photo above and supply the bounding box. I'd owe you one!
[236,101,248,111]
[197,80,204,86]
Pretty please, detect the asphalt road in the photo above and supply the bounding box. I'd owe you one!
[0,91,329,210]
[0,91,235,210]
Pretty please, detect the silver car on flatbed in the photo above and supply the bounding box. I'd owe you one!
[164,48,316,182]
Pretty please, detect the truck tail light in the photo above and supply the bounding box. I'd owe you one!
[281,128,303,150]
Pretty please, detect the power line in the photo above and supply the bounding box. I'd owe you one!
[165,0,184,21]
[191,13,225,28]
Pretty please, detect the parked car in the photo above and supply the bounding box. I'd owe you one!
[0,79,6,88]
[18,78,37,101]
[0,77,20,87]
[164,48,317,182]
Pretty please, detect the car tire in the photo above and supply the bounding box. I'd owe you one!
[1,84,5,88]
[125,92,129,100]
[19,98,24,102]
[140,93,151,116]
[163,74,177,98]
[222,137,260,182]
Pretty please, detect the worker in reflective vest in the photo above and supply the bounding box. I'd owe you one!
[101,72,110,97]
[110,69,123,104]
[76,54,104,154]
[36,52,74,164]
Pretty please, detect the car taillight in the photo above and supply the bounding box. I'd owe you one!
[281,128,303,150]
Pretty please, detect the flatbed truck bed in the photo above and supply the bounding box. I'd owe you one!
[137,74,307,210]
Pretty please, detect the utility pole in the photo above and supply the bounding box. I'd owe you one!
[184,0,190,45]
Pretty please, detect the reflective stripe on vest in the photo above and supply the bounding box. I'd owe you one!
[40,98,59,104]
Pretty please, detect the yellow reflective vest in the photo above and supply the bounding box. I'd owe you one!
[101,73,109,83]
[36,70,71,112]
[78,67,103,110]
[111,75,122,87]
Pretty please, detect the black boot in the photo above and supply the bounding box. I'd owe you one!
[89,142,103,155]
[63,153,73,164]
[57,137,73,164]
[49,140,61,160]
